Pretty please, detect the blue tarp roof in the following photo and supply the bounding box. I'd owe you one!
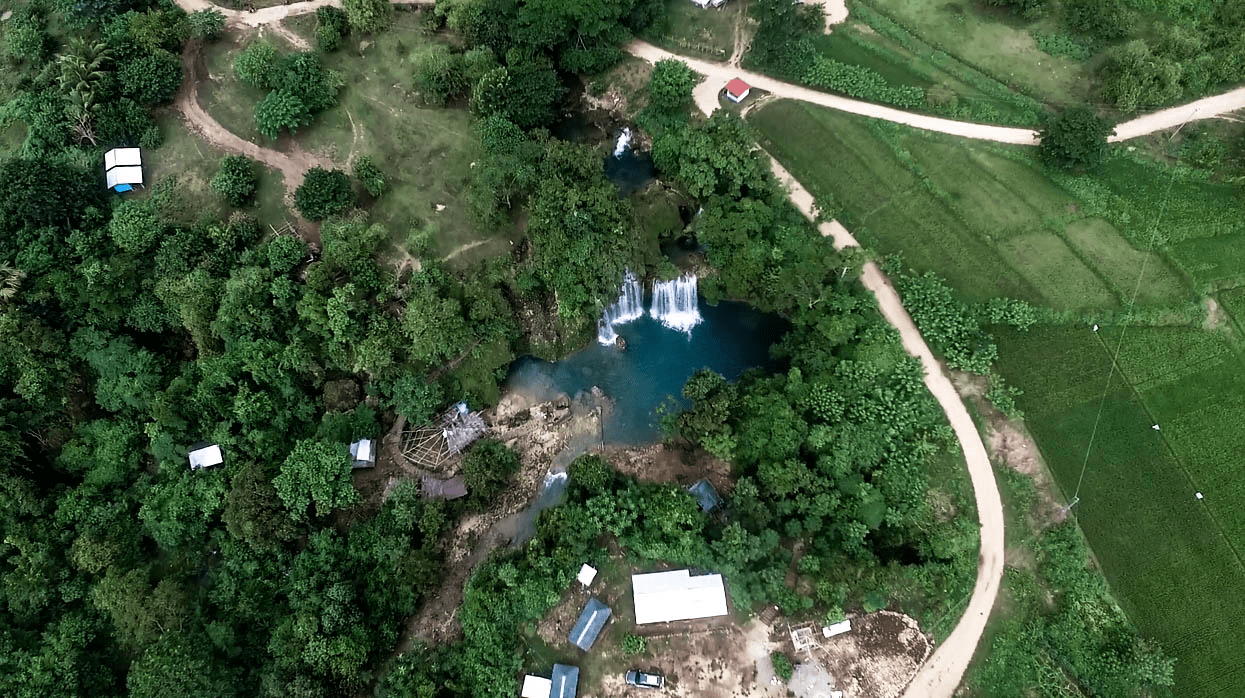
[551,664,579,698]
[687,479,723,512]
[567,598,611,651]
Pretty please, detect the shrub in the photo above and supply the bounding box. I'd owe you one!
[109,201,163,254]
[411,45,468,106]
[1038,107,1114,171]
[274,52,342,113]
[621,634,646,655]
[352,156,386,198]
[267,235,307,274]
[254,89,311,139]
[234,41,280,90]
[295,167,354,221]
[2,10,51,63]
[342,0,392,34]
[117,50,183,105]
[461,439,520,506]
[770,651,794,681]
[210,155,259,207]
[315,6,349,52]
[188,9,225,40]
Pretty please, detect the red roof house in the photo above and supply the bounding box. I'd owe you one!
[724,78,752,103]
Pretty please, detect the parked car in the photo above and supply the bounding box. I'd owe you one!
[625,671,664,689]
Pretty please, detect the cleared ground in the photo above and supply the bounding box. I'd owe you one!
[197,13,502,265]
[749,99,1190,308]
[993,325,1245,698]
[641,0,744,62]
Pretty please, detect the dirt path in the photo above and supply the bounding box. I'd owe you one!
[174,0,433,27]
[1110,87,1245,141]
[808,0,849,31]
[176,40,331,191]
[767,156,1005,698]
[627,40,1041,145]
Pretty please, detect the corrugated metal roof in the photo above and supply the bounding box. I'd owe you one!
[568,598,611,651]
[632,570,728,624]
[551,664,579,698]
[687,479,723,512]
[188,444,223,470]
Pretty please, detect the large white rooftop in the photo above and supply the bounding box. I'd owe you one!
[521,675,551,698]
[631,569,728,625]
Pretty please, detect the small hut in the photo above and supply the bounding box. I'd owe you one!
[188,443,223,470]
[349,439,376,469]
[724,78,752,103]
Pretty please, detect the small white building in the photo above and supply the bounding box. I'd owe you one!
[104,147,143,192]
[724,78,752,103]
[824,619,851,638]
[576,564,598,588]
[690,0,727,7]
[349,438,375,469]
[188,444,223,470]
[521,675,552,698]
[632,569,728,625]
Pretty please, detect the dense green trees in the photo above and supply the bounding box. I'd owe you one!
[461,439,520,506]
[295,167,354,220]
[343,0,393,34]
[210,156,259,207]
[1038,107,1114,170]
[237,42,341,138]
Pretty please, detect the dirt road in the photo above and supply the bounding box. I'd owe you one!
[626,40,1041,145]
[1110,85,1245,141]
[174,0,432,27]
[176,40,331,191]
[767,157,1006,698]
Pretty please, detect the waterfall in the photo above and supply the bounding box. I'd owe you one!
[613,127,632,158]
[597,270,644,345]
[649,274,703,333]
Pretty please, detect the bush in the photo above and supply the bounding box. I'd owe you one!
[210,155,259,207]
[96,98,156,147]
[621,634,647,655]
[295,167,354,221]
[315,6,349,51]
[118,50,183,105]
[2,10,51,63]
[411,45,468,106]
[461,439,520,506]
[267,235,307,274]
[254,89,312,139]
[234,41,280,90]
[1038,107,1114,171]
[188,9,225,40]
[770,651,794,681]
[352,156,386,198]
[342,0,392,34]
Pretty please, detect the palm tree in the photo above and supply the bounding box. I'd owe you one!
[50,40,112,145]
[0,265,25,304]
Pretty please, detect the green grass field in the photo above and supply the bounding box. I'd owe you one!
[748,99,1191,308]
[197,15,504,266]
[641,0,742,62]
[994,325,1245,698]
[856,0,1092,108]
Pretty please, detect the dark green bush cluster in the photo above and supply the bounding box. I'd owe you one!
[295,167,354,221]
[315,6,350,52]
[235,41,343,139]
[210,155,259,208]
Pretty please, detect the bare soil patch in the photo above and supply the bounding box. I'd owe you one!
[602,442,734,493]
[810,611,931,698]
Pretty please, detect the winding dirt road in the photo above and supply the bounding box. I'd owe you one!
[176,40,331,190]
[768,150,1004,698]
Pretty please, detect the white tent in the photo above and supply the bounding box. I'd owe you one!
[104,147,143,191]
[188,444,224,470]
[632,570,728,625]
[349,439,375,468]
[521,675,552,698]
[576,564,598,587]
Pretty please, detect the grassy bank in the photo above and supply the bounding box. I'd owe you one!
[198,13,498,265]
[748,99,1191,308]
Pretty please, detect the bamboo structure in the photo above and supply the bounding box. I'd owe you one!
[399,407,489,472]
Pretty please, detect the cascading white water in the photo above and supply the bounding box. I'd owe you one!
[613,127,633,158]
[597,270,644,344]
[649,274,703,333]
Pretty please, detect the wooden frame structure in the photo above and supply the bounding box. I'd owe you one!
[399,408,488,472]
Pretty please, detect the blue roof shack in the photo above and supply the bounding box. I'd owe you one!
[551,664,579,698]
[568,597,611,651]
[687,479,723,513]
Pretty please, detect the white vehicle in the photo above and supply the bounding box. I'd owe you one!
[625,671,664,689]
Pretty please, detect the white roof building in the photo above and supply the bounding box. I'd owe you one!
[104,147,143,192]
[188,444,223,470]
[576,564,597,587]
[632,569,728,625]
[521,675,552,698]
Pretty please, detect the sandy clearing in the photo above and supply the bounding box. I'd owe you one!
[1111,86,1245,141]
[809,0,849,30]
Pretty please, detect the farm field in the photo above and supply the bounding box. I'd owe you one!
[993,325,1245,698]
[748,99,1192,308]
[198,13,501,266]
